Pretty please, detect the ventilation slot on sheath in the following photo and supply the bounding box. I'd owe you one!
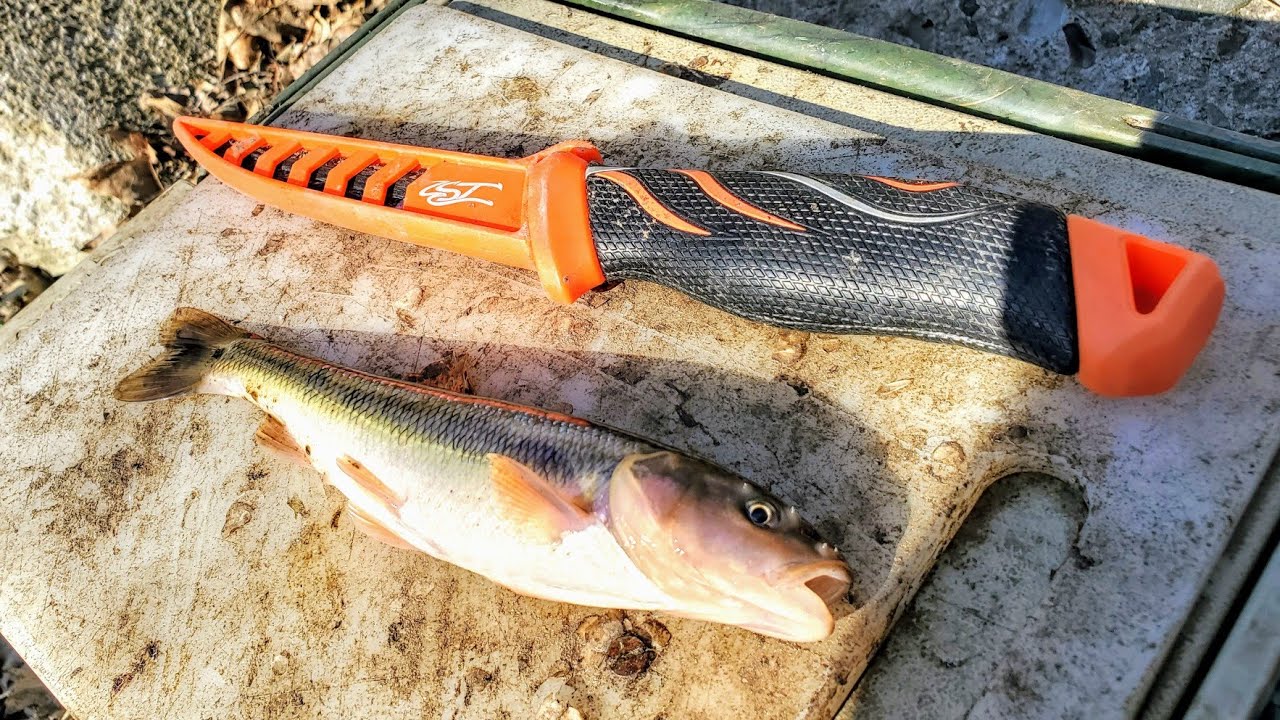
[240,146,269,172]
[345,163,384,201]
[388,169,426,208]
[308,157,344,191]
[271,150,309,182]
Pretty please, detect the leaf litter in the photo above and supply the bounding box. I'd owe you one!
[3,0,389,327]
[131,0,390,192]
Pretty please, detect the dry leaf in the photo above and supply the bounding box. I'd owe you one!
[1,250,53,324]
[139,92,186,119]
[227,33,259,71]
[114,129,159,165]
[76,159,161,210]
[217,28,239,66]
[240,93,264,119]
[75,131,162,212]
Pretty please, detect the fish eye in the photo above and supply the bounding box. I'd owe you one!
[746,500,778,528]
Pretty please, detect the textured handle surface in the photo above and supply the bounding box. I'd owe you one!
[588,169,1079,374]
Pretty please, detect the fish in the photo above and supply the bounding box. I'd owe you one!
[114,308,852,642]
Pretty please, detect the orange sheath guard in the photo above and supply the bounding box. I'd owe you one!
[173,116,605,304]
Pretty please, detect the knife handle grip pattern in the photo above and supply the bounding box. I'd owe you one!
[587,169,1224,396]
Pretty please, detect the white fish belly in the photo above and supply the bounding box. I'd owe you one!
[261,394,675,612]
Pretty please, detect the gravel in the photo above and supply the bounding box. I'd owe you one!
[1,635,66,720]
[0,0,219,274]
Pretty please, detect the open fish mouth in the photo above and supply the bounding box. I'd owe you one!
[803,564,853,608]
[733,560,853,642]
[778,559,853,609]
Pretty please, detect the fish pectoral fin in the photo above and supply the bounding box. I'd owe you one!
[337,455,405,509]
[254,415,310,467]
[488,453,593,543]
[347,506,414,551]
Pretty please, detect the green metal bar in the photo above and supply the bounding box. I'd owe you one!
[557,0,1280,192]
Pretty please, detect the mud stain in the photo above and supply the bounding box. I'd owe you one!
[33,445,148,556]
[502,75,545,103]
[110,640,160,697]
[256,232,290,259]
[284,523,349,636]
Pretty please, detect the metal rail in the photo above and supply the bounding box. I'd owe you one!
[557,0,1280,193]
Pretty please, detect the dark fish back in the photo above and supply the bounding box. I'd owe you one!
[220,340,654,493]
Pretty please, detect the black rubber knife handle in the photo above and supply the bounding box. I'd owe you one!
[588,168,1080,373]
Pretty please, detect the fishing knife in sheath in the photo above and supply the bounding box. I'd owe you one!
[174,117,1224,397]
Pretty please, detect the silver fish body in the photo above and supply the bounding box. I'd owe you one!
[115,308,852,641]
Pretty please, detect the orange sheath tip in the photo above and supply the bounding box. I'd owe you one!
[223,136,266,165]
[198,130,232,151]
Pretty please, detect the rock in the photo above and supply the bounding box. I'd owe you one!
[0,0,219,275]
[0,634,64,719]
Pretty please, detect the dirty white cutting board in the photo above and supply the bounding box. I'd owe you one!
[1,4,1277,719]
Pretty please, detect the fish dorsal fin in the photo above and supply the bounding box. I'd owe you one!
[337,455,405,509]
[488,454,593,542]
[254,415,309,467]
[346,506,414,550]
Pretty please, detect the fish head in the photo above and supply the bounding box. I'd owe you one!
[608,451,851,642]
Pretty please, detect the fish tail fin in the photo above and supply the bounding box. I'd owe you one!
[113,307,250,402]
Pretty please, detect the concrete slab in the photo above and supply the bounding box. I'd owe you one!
[0,3,1276,719]
[842,473,1087,719]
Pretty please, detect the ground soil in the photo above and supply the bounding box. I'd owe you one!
[0,0,220,275]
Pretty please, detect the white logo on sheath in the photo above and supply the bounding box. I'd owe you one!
[417,180,504,207]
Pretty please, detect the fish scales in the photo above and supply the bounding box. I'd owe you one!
[224,339,646,490]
